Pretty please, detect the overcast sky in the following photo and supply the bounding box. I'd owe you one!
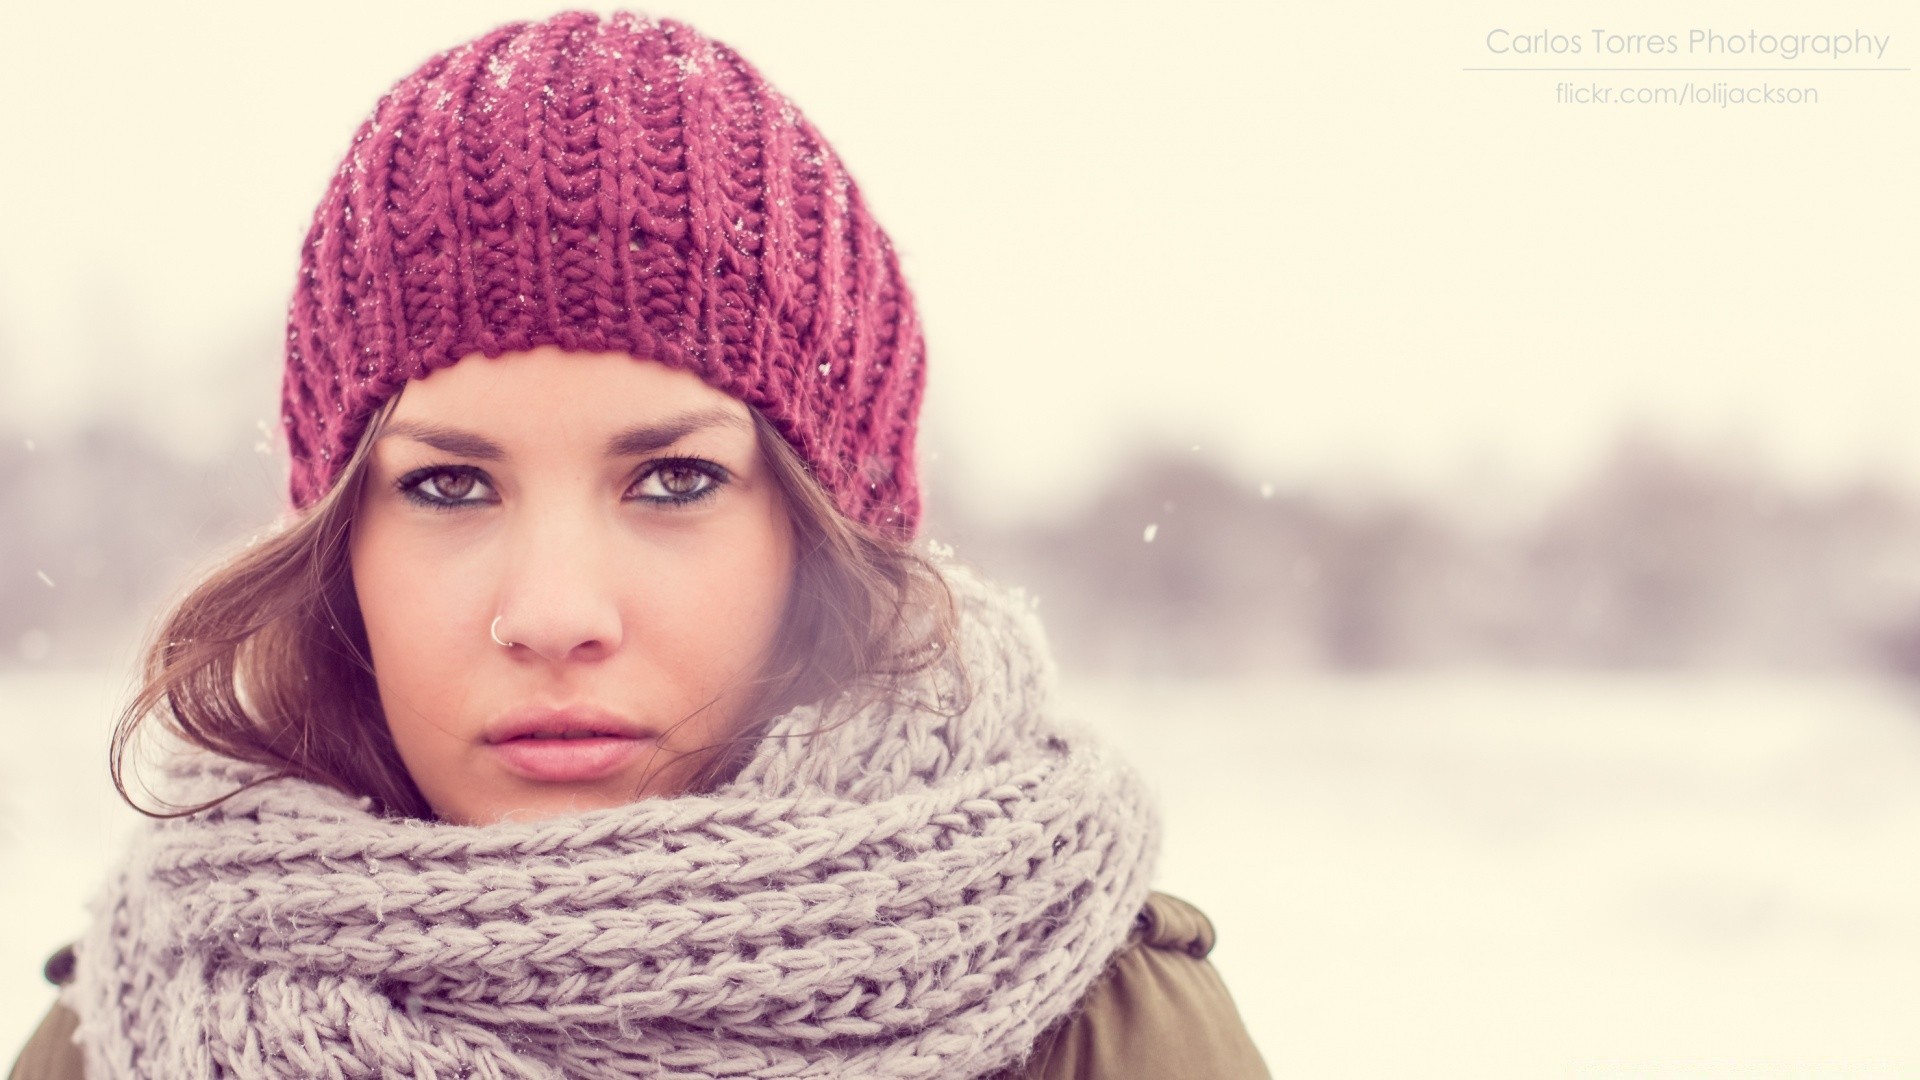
[1,0,1913,525]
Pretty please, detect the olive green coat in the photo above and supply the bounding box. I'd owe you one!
[9,891,1267,1079]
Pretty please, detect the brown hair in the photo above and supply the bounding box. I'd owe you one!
[112,394,968,819]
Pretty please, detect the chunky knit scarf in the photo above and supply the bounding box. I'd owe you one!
[64,560,1160,1080]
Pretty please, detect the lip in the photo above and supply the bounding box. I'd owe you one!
[484,707,656,784]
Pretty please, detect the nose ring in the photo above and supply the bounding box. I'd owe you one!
[490,616,515,649]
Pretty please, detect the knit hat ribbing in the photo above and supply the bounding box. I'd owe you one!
[281,9,926,537]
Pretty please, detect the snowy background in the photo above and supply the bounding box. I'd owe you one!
[5,0,1920,1074]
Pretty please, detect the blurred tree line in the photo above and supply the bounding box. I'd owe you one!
[924,430,1920,677]
[0,421,278,671]
[9,419,1920,677]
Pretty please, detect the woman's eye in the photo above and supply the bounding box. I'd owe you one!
[398,467,493,508]
[658,466,705,496]
[631,460,724,504]
[424,471,478,500]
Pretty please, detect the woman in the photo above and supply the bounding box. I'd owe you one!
[9,10,1266,1079]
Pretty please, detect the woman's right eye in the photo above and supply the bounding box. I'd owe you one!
[397,467,495,509]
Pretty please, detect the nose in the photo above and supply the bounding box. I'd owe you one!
[488,506,625,664]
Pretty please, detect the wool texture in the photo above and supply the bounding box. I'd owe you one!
[282,9,927,537]
[63,559,1161,1080]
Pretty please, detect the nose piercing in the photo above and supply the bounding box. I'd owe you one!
[490,616,515,649]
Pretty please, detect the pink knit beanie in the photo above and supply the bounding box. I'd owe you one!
[281,9,926,537]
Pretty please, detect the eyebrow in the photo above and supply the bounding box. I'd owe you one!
[379,407,749,461]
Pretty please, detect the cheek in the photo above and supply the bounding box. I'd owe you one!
[641,506,794,674]
[349,521,483,726]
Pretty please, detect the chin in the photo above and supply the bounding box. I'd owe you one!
[442,775,662,826]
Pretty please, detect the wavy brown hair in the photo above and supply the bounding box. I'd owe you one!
[112,395,968,819]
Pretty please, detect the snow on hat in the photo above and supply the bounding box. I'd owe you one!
[281,9,926,537]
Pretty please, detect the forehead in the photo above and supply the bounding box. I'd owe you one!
[390,347,752,428]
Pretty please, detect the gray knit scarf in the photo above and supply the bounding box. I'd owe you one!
[64,559,1161,1080]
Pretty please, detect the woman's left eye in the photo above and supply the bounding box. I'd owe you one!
[629,459,726,505]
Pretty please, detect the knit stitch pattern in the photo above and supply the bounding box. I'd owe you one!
[64,559,1161,1079]
[282,10,927,537]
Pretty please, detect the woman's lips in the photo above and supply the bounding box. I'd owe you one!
[483,708,655,783]
[489,734,655,783]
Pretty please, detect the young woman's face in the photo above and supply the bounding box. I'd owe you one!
[348,347,797,825]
